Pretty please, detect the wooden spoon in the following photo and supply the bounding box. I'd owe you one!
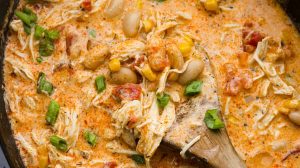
[163,50,245,168]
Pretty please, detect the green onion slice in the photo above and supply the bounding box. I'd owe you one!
[23,24,31,34]
[185,80,203,96]
[37,72,54,95]
[39,38,55,57]
[95,76,106,93]
[84,130,97,147]
[36,57,43,63]
[204,109,224,130]
[157,93,170,108]
[34,25,45,39]
[50,135,68,152]
[23,8,37,22]
[46,30,60,40]
[131,154,145,165]
[46,100,60,125]
[15,8,37,34]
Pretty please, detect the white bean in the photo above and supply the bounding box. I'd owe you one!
[123,10,141,37]
[178,59,204,85]
[104,0,125,18]
[289,111,300,126]
[110,67,137,84]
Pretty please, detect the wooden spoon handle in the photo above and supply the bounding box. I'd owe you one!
[163,50,245,168]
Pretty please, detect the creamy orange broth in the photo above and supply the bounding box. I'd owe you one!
[4,0,300,167]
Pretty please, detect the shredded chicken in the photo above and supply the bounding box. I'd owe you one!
[15,133,37,164]
[111,40,145,61]
[137,98,176,165]
[54,101,81,148]
[253,37,295,95]
[5,57,35,81]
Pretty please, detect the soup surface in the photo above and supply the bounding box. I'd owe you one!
[4,0,300,167]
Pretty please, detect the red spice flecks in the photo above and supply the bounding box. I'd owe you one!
[113,83,142,101]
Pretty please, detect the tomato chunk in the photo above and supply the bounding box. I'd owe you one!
[113,84,142,101]
[242,29,264,47]
[81,0,92,11]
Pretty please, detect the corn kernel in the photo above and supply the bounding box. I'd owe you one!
[183,35,193,46]
[137,0,143,9]
[142,64,157,81]
[38,146,48,168]
[143,19,154,33]
[283,99,300,109]
[178,42,192,56]
[38,156,48,168]
[204,0,218,12]
[109,59,121,72]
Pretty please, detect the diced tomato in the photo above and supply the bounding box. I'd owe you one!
[247,31,264,46]
[113,84,142,101]
[103,161,117,168]
[242,29,264,47]
[81,0,92,11]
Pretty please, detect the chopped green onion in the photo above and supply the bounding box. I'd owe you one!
[84,130,97,147]
[37,72,54,95]
[34,25,45,39]
[46,30,60,40]
[15,8,37,34]
[185,80,203,96]
[23,24,31,34]
[157,93,170,108]
[50,135,68,152]
[36,28,59,56]
[39,38,55,56]
[88,29,96,38]
[95,76,106,93]
[15,10,32,27]
[46,100,60,125]
[204,109,224,130]
[36,57,43,63]
[131,155,145,165]
[23,8,37,22]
